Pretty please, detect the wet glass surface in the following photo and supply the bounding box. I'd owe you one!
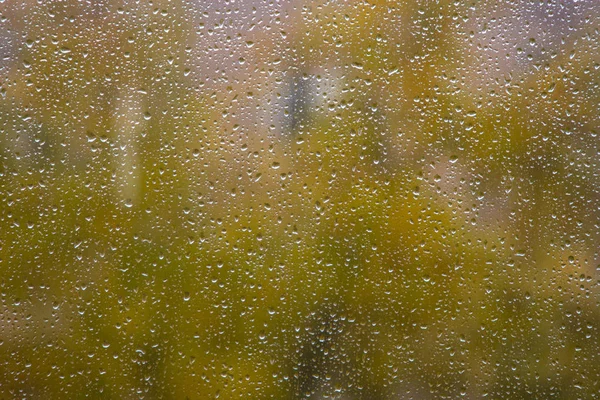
[1,1,600,398]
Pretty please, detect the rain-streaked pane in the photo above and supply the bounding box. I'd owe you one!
[1,0,600,399]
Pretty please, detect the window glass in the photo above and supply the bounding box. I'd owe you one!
[1,1,599,398]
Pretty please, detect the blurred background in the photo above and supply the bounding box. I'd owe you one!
[1,0,600,398]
